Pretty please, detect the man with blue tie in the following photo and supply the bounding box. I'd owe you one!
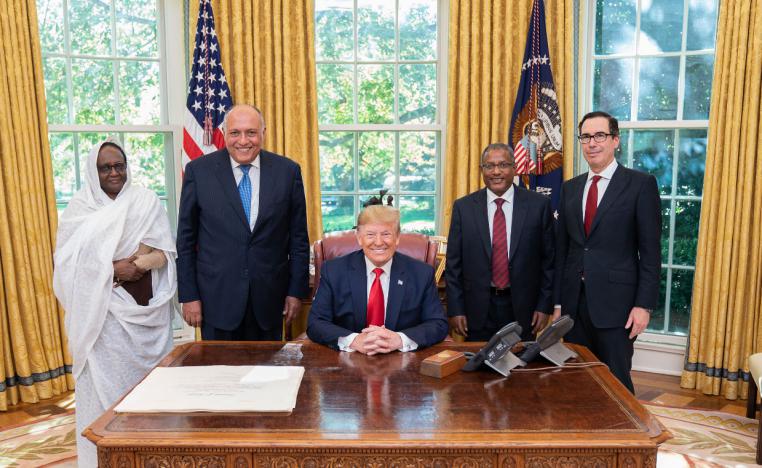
[307,205,448,353]
[176,104,309,340]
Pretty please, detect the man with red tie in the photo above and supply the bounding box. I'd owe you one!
[553,111,661,393]
[446,143,555,342]
[307,205,448,354]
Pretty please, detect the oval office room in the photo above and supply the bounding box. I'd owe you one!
[2,0,762,466]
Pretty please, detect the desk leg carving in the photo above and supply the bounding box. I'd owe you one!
[98,450,133,468]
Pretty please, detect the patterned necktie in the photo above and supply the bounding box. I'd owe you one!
[238,164,252,224]
[367,268,385,326]
[584,175,602,236]
[491,198,509,288]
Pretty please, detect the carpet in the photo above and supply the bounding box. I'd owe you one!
[0,411,77,467]
[0,405,759,467]
[645,402,760,467]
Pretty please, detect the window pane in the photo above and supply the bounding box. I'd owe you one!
[317,64,354,124]
[357,64,393,124]
[116,0,158,57]
[673,201,701,265]
[638,57,679,120]
[639,0,683,53]
[595,0,636,55]
[616,129,630,166]
[72,59,115,124]
[633,130,674,195]
[358,131,394,191]
[357,0,394,61]
[322,195,355,233]
[36,0,64,54]
[69,0,112,56]
[399,0,437,60]
[683,54,714,120]
[119,60,161,125]
[400,196,435,235]
[319,131,354,192]
[668,268,694,334]
[648,268,668,332]
[661,200,671,263]
[399,64,436,124]
[42,57,69,125]
[76,132,111,183]
[399,132,436,192]
[593,59,633,121]
[677,129,707,196]
[315,0,354,61]
[687,0,718,51]
[50,132,76,200]
[124,133,166,196]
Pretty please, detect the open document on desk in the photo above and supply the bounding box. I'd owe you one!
[114,365,305,413]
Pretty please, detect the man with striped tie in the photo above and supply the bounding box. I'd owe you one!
[446,143,555,342]
[177,104,309,341]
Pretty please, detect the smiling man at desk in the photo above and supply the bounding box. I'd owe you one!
[307,205,448,354]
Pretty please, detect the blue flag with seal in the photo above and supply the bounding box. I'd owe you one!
[509,0,563,213]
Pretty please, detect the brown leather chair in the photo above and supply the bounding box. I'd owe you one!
[312,230,439,299]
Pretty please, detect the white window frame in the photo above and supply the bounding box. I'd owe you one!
[316,0,448,233]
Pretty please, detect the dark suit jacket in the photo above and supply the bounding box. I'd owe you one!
[176,148,310,331]
[445,186,555,333]
[553,164,661,328]
[307,251,449,350]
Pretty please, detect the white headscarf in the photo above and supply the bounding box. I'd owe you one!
[53,138,177,379]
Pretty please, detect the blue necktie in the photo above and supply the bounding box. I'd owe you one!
[238,164,252,224]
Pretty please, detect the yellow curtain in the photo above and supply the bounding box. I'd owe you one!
[680,1,762,400]
[441,0,575,234]
[189,0,323,242]
[0,0,74,410]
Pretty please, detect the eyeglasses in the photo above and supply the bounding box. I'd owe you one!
[97,163,127,175]
[577,132,615,144]
[480,162,514,171]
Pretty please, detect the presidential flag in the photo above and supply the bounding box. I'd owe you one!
[508,0,563,211]
[182,0,233,167]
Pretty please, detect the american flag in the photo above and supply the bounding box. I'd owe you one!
[182,0,233,167]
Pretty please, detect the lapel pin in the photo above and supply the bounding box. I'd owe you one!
[398,279,404,285]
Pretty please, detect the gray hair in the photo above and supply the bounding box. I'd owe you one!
[480,143,514,163]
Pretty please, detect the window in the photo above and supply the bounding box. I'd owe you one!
[315,0,444,234]
[37,0,177,220]
[586,0,719,335]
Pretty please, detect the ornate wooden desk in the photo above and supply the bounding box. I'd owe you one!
[85,341,668,467]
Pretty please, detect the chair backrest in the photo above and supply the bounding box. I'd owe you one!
[312,230,439,298]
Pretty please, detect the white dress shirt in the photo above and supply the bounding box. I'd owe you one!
[487,185,514,286]
[337,256,417,352]
[582,159,618,219]
[230,155,261,230]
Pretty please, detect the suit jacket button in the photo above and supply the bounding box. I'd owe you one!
[243,269,249,278]
[584,247,589,251]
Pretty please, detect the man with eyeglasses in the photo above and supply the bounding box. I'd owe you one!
[445,143,555,342]
[307,205,448,353]
[553,111,661,393]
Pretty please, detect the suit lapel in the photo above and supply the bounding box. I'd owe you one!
[472,189,491,258]
[571,176,586,239]
[589,165,629,237]
[385,254,405,330]
[509,186,527,260]
[213,151,250,230]
[252,151,272,235]
[349,251,368,330]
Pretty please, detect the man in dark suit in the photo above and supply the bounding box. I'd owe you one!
[307,205,448,353]
[553,111,661,392]
[176,104,309,340]
[446,143,555,341]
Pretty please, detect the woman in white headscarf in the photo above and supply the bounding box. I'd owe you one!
[53,138,176,467]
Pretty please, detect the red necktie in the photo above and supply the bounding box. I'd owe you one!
[491,198,509,288]
[584,175,602,236]
[367,268,384,326]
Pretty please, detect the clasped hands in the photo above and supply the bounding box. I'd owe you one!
[113,255,146,284]
[349,325,403,355]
